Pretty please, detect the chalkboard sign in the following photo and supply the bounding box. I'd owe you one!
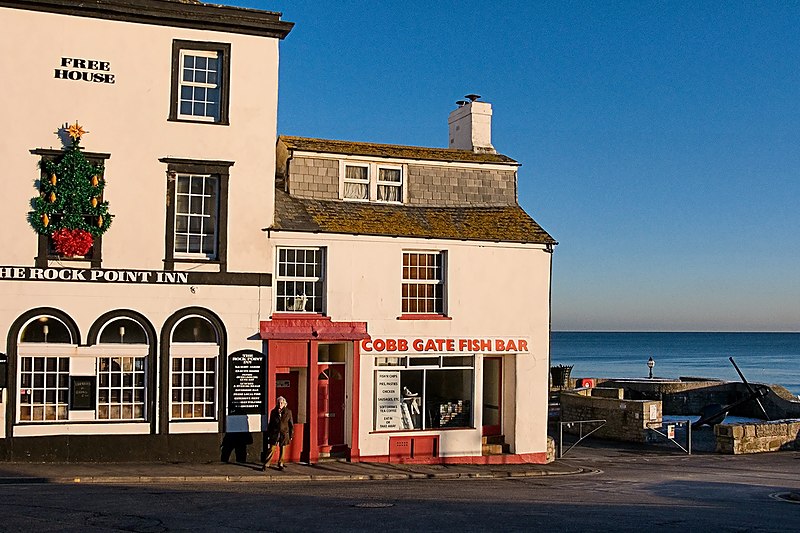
[70,376,96,410]
[228,350,265,415]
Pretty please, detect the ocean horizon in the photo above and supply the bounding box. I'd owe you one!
[550,331,800,397]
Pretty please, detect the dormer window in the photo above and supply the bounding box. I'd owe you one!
[340,162,404,203]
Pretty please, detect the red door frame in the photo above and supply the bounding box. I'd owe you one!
[482,356,503,436]
[261,316,368,464]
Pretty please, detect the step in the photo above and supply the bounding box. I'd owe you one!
[481,435,506,445]
[481,443,511,456]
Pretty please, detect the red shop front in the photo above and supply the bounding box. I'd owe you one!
[259,315,368,464]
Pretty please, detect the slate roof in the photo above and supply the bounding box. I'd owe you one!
[279,136,518,165]
[272,189,556,245]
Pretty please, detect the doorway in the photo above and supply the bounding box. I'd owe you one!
[482,357,502,436]
[317,364,346,451]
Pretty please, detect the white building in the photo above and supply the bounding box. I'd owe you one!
[0,0,292,460]
[0,0,556,464]
[263,96,557,464]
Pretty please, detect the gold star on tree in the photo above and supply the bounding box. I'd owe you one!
[66,122,87,140]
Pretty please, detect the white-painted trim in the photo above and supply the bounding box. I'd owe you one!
[169,344,220,357]
[168,421,219,434]
[13,422,151,437]
[292,150,519,171]
[269,230,551,251]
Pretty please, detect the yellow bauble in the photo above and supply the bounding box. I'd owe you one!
[97,215,103,227]
[91,197,98,208]
[91,175,99,187]
[42,214,49,227]
[50,173,57,185]
[49,192,56,203]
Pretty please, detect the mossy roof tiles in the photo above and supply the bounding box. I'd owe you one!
[279,136,518,165]
[272,189,556,245]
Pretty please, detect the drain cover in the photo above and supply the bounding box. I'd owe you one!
[771,492,800,504]
[353,502,394,508]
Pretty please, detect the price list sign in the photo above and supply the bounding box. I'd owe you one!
[228,350,265,415]
[375,370,401,430]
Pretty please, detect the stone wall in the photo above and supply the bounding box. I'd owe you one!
[286,156,339,199]
[715,420,800,454]
[560,389,662,443]
[406,164,516,206]
[286,156,517,206]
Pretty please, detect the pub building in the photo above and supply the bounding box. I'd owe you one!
[0,0,557,465]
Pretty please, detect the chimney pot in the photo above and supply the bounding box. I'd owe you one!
[447,94,495,153]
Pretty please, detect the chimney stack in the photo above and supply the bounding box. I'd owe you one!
[448,94,495,154]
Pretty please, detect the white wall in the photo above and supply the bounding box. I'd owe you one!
[268,231,553,457]
[0,7,279,273]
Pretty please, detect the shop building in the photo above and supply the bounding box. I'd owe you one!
[0,0,293,460]
[264,96,557,464]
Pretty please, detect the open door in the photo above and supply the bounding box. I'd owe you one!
[482,357,502,436]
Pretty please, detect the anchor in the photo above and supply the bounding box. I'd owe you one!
[691,357,770,429]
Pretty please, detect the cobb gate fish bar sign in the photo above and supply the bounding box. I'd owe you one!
[361,337,530,354]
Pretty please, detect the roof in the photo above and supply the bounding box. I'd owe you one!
[271,189,556,245]
[0,0,294,39]
[279,136,518,165]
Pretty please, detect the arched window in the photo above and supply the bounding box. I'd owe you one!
[93,315,150,421]
[169,315,220,420]
[17,315,75,422]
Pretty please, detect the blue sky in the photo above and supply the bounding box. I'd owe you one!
[222,1,800,332]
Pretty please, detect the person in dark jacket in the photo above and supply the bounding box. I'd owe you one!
[262,396,293,471]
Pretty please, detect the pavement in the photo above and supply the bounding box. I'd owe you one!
[0,458,584,485]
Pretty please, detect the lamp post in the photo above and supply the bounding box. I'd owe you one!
[647,356,655,379]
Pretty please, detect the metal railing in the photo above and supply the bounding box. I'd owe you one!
[558,419,606,458]
[646,419,692,454]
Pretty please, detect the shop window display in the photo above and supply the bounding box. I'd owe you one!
[374,356,473,431]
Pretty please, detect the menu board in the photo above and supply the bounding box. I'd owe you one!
[70,376,96,410]
[375,370,401,430]
[228,350,265,415]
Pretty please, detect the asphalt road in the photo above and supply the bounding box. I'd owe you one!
[0,446,798,532]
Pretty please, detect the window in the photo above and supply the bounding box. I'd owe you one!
[161,158,232,270]
[276,247,324,313]
[170,40,231,124]
[95,316,149,420]
[374,356,473,431]
[174,174,218,258]
[97,356,146,420]
[19,356,70,422]
[402,251,445,315]
[17,315,74,423]
[169,316,219,420]
[343,164,369,200]
[340,162,404,203]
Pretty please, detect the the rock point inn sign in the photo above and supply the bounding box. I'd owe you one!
[0,266,189,284]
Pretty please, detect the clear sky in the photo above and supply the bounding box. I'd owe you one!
[221,1,800,332]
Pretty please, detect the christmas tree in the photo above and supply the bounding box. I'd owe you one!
[29,122,113,257]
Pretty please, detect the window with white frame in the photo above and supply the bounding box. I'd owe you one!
[341,162,404,203]
[95,317,149,420]
[174,174,219,258]
[17,316,73,423]
[402,251,445,314]
[97,356,146,420]
[276,247,325,313]
[19,356,70,422]
[170,316,219,420]
[343,164,369,200]
[374,355,473,431]
[170,40,231,124]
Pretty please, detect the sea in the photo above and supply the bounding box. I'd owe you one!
[550,332,800,398]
